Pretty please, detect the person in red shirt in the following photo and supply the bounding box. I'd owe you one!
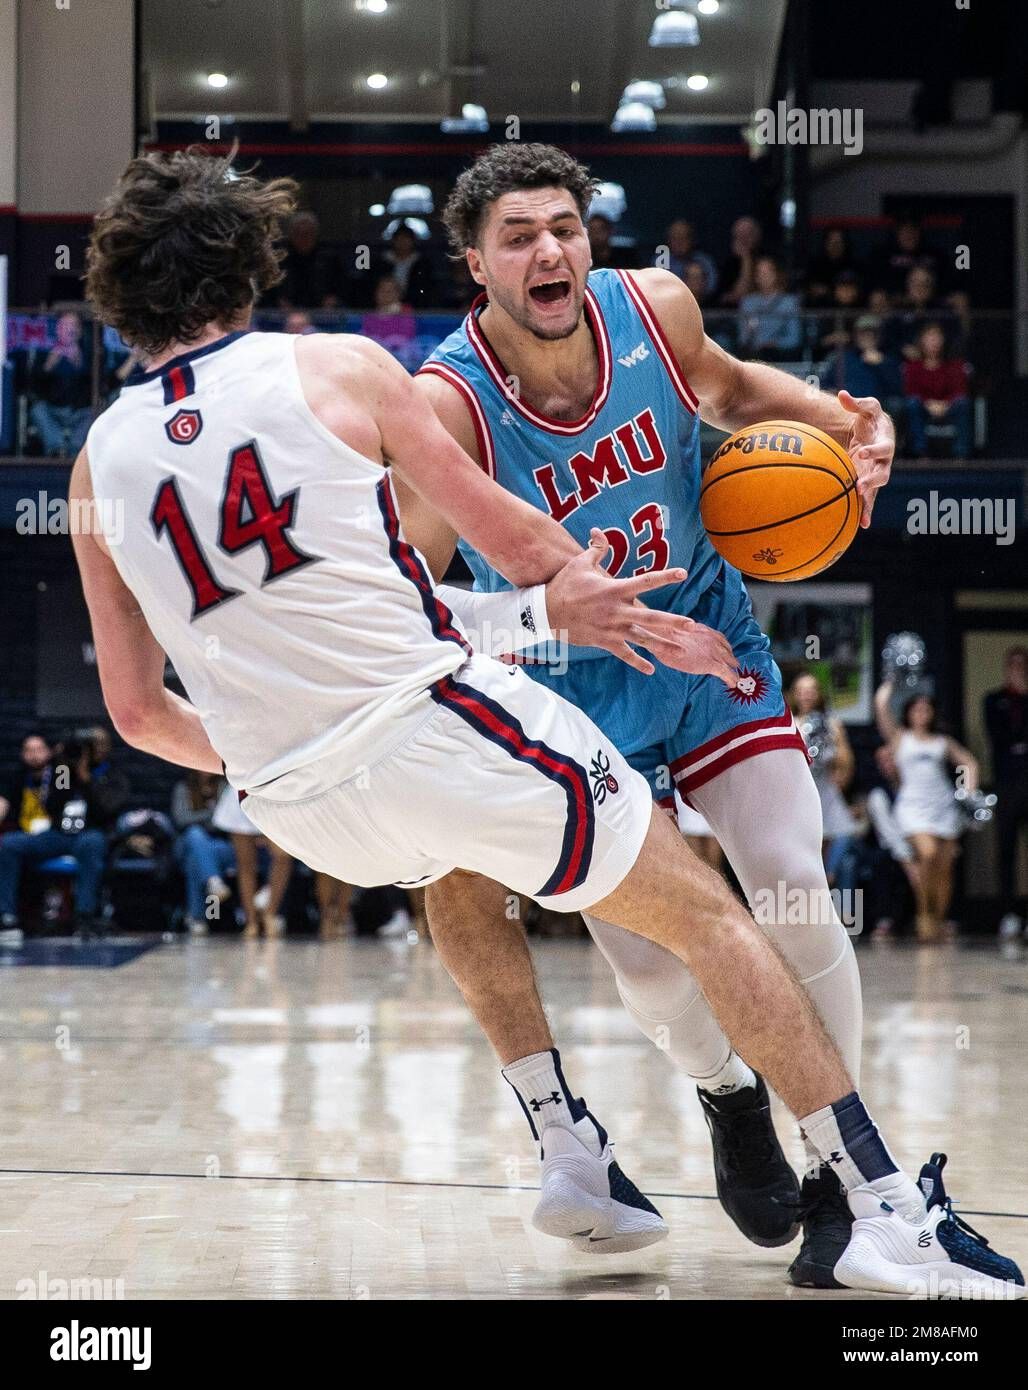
[902,321,971,457]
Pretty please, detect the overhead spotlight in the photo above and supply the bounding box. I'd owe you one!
[368,203,386,216]
[383,217,431,241]
[697,0,720,14]
[387,184,434,214]
[648,12,700,46]
[686,73,709,90]
[366,72,388,89]
[622,80,666,110]
[440,102,489,134]
[611,101,656,133]
[362,0,388,12]
[588,182,628,222]
[207,72,229,88]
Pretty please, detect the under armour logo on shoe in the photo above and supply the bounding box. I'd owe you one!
[529,1092,562,1112]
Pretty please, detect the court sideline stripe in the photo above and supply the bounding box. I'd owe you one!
[0,1167,1025,1221]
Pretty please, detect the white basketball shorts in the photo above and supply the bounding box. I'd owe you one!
[241,654,652,913]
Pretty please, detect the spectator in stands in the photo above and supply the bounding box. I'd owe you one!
[587,213,639,270]
[683,260,713,307]
[272,211,343,310]
[840,316,904,418]
[870,216,941,298]
[283,310,315,335]
[443,256,479,312]
[315,874,352,940]
[171,771,233,935]
[816,270,864,354]
[807,226,862,306]
[886,265,954,360]
[788,673,858,883]
[902,321,971,458]
[0,731,110,935]
[718,215,762,306]
[985,646,1028,941]
[83,726,131,826]
[29,311,93,456]
[383,221,436,307]
[211,783,293,937]
[737,254,802,360]
[657,219,718,298]
[372,274,411,315]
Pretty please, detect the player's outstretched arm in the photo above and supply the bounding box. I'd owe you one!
[69,450,224,772]
[628,267,893,529]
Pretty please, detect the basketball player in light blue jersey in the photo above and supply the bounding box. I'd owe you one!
[396,144,894,1286]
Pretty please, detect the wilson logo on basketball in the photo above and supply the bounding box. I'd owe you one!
[709,429,803,466]
[165,408,203,445]
[727,669,768,706]
[589,750,620,803]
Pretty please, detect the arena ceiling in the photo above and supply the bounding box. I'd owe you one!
[140,0,788,127]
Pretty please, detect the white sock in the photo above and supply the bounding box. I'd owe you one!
[800,1091,904,1195]
[852,1172,927,1223]
[501,1048,606,1157]
[695,1049,756,1096]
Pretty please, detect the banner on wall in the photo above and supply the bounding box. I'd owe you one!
[747,580,873,724]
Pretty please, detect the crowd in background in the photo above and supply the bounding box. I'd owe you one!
[11,203,978,462]
[0,645,1024,946]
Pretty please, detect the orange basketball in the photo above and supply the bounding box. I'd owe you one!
[699,420,859,582]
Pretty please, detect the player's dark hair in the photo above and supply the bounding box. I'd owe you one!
[86,146,298,356]
[442,143,597,255]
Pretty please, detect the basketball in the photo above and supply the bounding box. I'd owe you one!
[700,421,859,582]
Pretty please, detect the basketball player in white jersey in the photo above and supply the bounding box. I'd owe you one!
[70,148,1022,1298]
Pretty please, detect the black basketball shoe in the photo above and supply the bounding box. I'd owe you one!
[787,1164,853,1288]
[698,1075,801,1247]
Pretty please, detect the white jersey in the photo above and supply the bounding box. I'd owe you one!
[86,331,469,793]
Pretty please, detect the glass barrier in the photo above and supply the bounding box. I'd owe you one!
[1,305,1023,461]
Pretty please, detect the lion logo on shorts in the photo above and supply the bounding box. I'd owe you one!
[727,668,769,706]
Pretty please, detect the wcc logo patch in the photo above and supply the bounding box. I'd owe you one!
[164,408,203,445]
[589,750,620,804]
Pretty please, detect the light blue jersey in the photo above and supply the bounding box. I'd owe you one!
[420,268,804,801]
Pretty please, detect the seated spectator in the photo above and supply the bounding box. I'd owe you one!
[683,260,713,306]
[657,219,719,299]
[371,274,410,316]
[171,771,233,935]
[587,213,639,270]
[737,254,802,360]
[807,226,862,306]
[211,783,293,938]
[272,211,344,309]
[815,270,864,353]
[0,731,113,936]
[718,215,762,306]
[442,256,479,312]
[886,265,956,360]
[902,322,972,458]
[841,316,904,414]
[383,222,436,307]
[869,216,942,298]
[283,310,315,335]
[29,311,93,456]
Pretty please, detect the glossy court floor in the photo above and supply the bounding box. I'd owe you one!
[0,932,1025,1300]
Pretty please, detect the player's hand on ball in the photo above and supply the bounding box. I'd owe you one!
[545,530,738,683]
[838,390,894,529]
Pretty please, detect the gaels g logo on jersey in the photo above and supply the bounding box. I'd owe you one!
[165,408,203,445]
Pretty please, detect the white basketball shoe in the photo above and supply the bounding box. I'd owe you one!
[835,1153,1025,1299]
[532,1125,669,1254]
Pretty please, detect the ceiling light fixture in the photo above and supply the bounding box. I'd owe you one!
[440,102,489,134]
[611,101,656,133]
[207,72,229,88]
[686,73,709,90]
[648,12,700,46]
[366,72,388,89]
[697,1,720,15]
[622,80,666,109]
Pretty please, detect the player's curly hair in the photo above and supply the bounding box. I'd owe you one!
[85,146,298,355]
[442,143,597,255]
